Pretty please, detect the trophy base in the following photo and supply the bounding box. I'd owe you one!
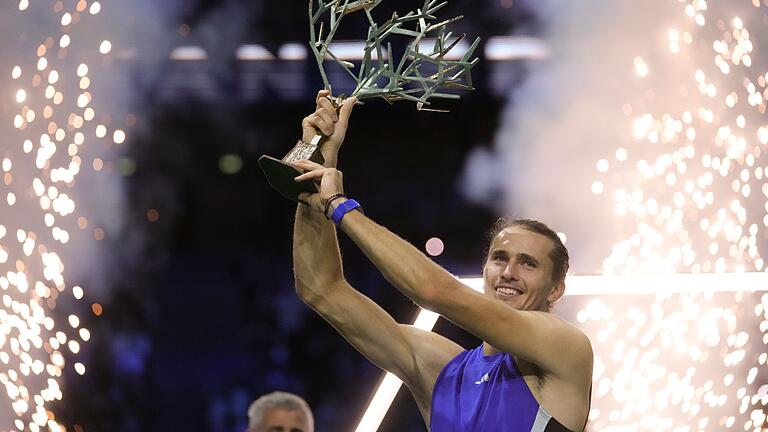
[258,155,318,202]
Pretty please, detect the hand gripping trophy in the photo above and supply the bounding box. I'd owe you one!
[259,0,480,201]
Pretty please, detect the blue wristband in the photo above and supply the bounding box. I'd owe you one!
[331,199,362,225]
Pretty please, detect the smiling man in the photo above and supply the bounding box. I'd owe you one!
[290,91,593,431]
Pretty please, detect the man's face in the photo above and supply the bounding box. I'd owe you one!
[252,408,311,432]
[482,226,563,311]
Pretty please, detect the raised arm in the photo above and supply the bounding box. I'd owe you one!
[293,204,460,397]
[291,93,461,403]
[292,166,591,383]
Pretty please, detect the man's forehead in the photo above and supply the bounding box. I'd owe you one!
[261,408,309,427]
[491,226,553,255]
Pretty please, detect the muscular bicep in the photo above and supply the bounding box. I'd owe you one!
[307,281,462,389]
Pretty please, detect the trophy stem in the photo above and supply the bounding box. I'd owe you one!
[282,133,325,165]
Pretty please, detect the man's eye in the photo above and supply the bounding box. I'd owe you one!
[523,260,536,268]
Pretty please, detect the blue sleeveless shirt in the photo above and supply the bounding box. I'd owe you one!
[430,345,573,432]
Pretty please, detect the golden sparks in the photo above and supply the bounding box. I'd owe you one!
[2,1,127,429]
[585,1,768,430]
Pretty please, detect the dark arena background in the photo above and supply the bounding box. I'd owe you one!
[1,0,768,431]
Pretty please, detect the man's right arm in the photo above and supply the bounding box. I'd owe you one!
[292,203,461,392]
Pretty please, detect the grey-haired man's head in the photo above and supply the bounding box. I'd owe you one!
[247,391,314,432]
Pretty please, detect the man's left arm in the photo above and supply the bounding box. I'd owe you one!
[335,210,592,377]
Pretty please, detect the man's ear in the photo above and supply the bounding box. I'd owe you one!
[547,280,566,306]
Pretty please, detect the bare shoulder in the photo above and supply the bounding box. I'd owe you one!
[548,313,592,347]
[549,313,593,373]
[524,314,593,431]
[518,310,593,375]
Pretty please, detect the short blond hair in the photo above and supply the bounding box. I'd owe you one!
[247,391,314,432]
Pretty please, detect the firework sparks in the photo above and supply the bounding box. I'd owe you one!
[573,289,768,431]
[597,1,767,276]
[586,1,768,430]
[1,1,124,429]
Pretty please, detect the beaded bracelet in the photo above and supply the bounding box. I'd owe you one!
[323,193,347,219]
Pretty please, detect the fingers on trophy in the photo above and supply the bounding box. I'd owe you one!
[259,93,346,202]
[258,0,480,202]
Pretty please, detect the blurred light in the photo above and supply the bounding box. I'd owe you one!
[485,36,550,60]
[219,154,243,174]
[418,38,466,60]
[355,373,411,432]
[146,209,159,223]
[117,158,136,177]
[326,41,385,61]
[112,129,125,144]
[425,237,445,256]
[633,56,649,76]
[170,46,207,61]
[236,44,275,61]
[557,232,567,244]
[277,43,308,61]
[98,40,111,54]
[171,37,556,65]
[91,303,102,316]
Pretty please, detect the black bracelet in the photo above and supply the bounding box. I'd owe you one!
[323,193,347,219]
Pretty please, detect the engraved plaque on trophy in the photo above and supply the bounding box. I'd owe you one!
[259,0,480,201]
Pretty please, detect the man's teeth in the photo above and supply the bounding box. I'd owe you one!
[497,287,522,296]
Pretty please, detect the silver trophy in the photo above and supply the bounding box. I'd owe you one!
[259,0,480,201]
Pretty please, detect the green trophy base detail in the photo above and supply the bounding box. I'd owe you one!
[258,155,318,202]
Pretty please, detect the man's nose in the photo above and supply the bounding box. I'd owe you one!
[501,262,519,280]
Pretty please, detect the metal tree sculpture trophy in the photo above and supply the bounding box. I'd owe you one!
[259,0,480,201]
